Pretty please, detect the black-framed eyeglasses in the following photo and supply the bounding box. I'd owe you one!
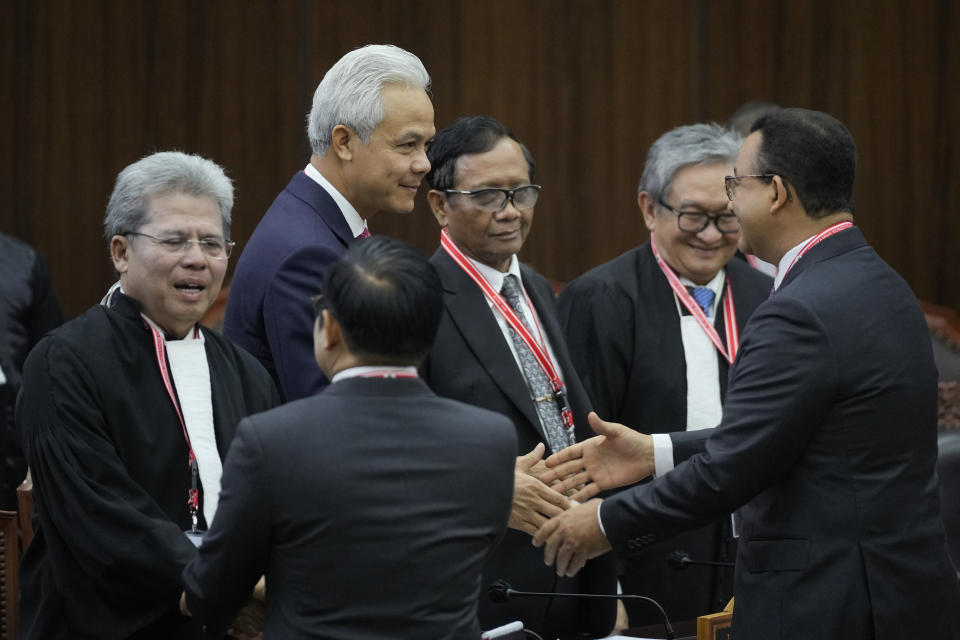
[657,199,740,234]
[443,184,541,213]
[724,174,776,201]
[125,231,235,260]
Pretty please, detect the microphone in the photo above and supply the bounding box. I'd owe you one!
[668,549,735,570]
[488,579,677,640]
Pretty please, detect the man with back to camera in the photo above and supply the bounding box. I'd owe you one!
[535,108,960,639]
[181,236,517,639]
[420,115,617,638]
[558,123,772,625]
[16,151,279,638]
[224,44,435,401]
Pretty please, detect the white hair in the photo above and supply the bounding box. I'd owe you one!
[306,44,431,156]
[638,123,743,200]
[103,151,233,241]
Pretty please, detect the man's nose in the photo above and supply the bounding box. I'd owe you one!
[411,149,430,174]
[180,241,208,265]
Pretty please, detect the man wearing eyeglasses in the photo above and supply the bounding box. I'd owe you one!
[223,44,435,402]
[420,115,617,638]
[16,151,280,639]
[536,109,960,639]
[557,123,772,627]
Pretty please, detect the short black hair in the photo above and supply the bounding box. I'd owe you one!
[425,115,536,191]
[317,236,442,366]
[750,108,857,219]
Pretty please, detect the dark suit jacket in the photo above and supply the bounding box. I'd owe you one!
[224,171,355,401]
[182,376,517,639]
[421,248,617,638]
[558,243,771,622]
[600,228,960,640]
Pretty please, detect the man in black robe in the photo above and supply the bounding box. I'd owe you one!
[0,232,64,510]
[16,151,280,639]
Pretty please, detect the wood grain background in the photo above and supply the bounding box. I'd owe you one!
[2,0,957,318]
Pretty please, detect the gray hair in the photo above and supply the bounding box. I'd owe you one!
[638,123,743,200]
[103,151,234,241]
[307,44,431,156]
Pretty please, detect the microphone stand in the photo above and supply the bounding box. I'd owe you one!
[488,579,676,640]
[668,549,735,570]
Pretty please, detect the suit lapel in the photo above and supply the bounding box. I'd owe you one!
[779,227,865,291]
[432,250,547,441]
[284,171,354,248]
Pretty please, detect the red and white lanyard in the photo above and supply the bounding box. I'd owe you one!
[145,317,203,532]
[354,369,419,379]
[650,234,739,365]
[780,221,854,283]
[440,229,574,430]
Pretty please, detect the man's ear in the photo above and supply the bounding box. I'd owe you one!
[110,235,130,274]
[427,190,449,228]
[770,175,793,213]
[330,124,355,161]
[320,309,341,351]
[638,191,658,232]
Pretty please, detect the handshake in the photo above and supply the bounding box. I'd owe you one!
[512,412,655,577]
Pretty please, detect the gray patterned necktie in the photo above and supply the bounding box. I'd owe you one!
[500,274,574,453]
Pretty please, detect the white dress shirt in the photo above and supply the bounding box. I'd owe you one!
[303,163,369,238]
[651,269,725,476]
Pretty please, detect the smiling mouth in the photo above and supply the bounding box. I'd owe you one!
[175,283,206,294]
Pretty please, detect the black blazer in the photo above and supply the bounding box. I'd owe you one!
[600,228,960,640]
[558,244,771,623]
[224,171,356,402]
[421,248,617,638]
[183,377,517,639]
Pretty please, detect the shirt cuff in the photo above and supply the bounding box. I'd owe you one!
[596,500,607,537]
[652,433,675,476]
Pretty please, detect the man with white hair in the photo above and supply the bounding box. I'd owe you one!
[558,123,772,625]
[224,44,435,401]
[17,151,279,639]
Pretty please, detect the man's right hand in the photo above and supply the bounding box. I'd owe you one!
[508,443,571,536]
[540,412,655,501]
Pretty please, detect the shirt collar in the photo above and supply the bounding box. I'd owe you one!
[331,365,419,383]
[678,269,725,317]
[303,163,368,238]
[465,253,522,293]
[141,313,203,343]
[774,236,812,291]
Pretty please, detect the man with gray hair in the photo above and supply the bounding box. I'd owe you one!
[558,123,772,625]
[224,44,435,401]
[17,151,279,638]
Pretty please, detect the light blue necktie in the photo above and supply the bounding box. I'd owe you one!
[690,286,715,317]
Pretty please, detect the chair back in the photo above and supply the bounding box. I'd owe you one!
[0,510,18,639]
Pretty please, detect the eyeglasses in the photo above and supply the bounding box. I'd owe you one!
[125,232,235,260]
[657,199,740,234]
[724,174,775,201]
[444,185,541,213]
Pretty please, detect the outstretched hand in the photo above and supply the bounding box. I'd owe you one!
[539,412,655,501]
[509,443,572,536]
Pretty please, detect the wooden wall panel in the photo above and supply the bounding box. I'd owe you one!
[2,0,957,318]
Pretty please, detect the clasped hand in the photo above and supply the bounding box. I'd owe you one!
[531,412,656,576]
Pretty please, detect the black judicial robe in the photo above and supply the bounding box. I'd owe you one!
[16,293,279,639]
[558,243,771,624]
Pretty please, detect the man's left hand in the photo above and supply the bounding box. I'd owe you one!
[532,498,611,577]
